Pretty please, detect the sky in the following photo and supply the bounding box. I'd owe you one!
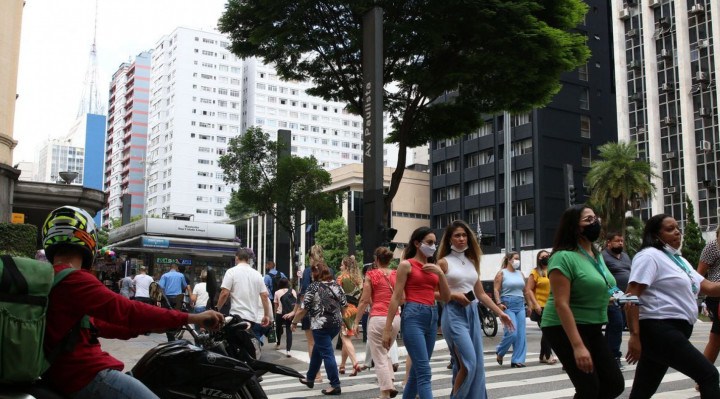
[12,0,228,163]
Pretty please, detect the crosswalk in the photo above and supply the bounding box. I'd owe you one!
[259,351,706,399]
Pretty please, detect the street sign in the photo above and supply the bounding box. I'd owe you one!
[11,213,24,224]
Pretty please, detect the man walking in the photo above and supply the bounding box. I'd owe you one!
[264,260,287,303]
[132,265,154,304]
[217,248,273,342]
[602,232,632,370]
[159,263,191,341]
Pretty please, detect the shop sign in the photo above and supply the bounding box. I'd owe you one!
[11,213,25,224]
[142,237,170,248]
[156,257,192,265]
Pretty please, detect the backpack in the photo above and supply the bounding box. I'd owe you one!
[0,255,77,383]
[149,281,164,304]
[268,271,283,296]
[279,289,296,316]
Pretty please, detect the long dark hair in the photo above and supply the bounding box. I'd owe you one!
[403,226,434,260]
[436,220,482,274]
[640,214,672,251]
[552,204,591,253]
[535,250,550,277]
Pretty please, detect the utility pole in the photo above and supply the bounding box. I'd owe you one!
[362,7,384,263]
[503,111,512,252]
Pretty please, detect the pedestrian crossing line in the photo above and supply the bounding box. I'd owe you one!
[652,388,701,398]
[276,339,450,364]
[498,367,720,399]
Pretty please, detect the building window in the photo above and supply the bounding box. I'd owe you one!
[580,116,591,138]
[511,138,533,156]
[580,88,590,110]
[510,112,531,127]
[582,145,592,167]
[520,230,535,247]
[512,199,535,217]
[447,185,461,200]
[578,63,589,81]
[511,169,533,186]
[479,124,493,136]
[466,153,480,168]
[434,188,447,202]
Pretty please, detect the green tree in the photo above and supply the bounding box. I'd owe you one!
[219,127,339,256]
[683,195,706,269]
[219,0,589,209]
[97,228,109,249]
[224,192,254,221]
[314,217,350,271]
[623,216,644,259]
[586,141,658,233]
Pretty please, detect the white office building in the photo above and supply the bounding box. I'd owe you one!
[145,27,400,223]
[35,138,85,185]
[611,0,720,233]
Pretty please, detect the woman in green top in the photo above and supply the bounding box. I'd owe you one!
[540,205,624,399]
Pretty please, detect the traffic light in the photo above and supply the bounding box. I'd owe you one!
[380,226,398,250]
[568,185,576,206]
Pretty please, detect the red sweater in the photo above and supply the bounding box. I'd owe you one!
[45,265,189,394]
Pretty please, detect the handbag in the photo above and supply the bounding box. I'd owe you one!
[529,308,543,322]
[266,321,276,343]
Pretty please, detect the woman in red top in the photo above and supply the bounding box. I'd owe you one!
[354,247,401,399]
[383,226,450,399]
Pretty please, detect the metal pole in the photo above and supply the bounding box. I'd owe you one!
[504,111,512,252]
[362,7,384,263]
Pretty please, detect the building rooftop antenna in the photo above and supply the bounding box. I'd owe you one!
[77,0,103,116]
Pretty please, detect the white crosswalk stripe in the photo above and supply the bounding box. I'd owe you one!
[261,351,708,399]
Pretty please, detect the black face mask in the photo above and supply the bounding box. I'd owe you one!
[581,220,601,242]
[610,246,623,255]
[539,258,549,266]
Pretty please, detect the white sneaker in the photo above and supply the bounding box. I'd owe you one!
[286,350,291,358]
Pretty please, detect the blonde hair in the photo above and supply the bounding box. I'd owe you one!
[309,244,324,266]
[502,252,519,269]
[342,256,362,286]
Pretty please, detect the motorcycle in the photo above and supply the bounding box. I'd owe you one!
[1,318,303,399]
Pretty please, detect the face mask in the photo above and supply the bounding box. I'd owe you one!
[512,260,521,269]
[420,243,436,258]
[539,258,549,266]
[451,245,467,253]
[658,237,682,255]
[610,246,623,255]
[581,220,601,242]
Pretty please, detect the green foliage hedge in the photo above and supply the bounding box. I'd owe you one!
[0,223,38,258]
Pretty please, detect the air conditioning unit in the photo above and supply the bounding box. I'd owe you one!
[696,71,709,82]
[649,0,661,8]
[663,151,676,160]
[626,28,638,37]
[665,186,677,194]
[656,17,670,27]
[629,92,643,102]
[698,39,710,48]
[660,83,672,92]
[661,116,676,125]
[700,140,712,151]
[699,107,711,117]
[628,59,642,69]
[689,4,705,15]
[619,8,631,20]
[658,48,672,59]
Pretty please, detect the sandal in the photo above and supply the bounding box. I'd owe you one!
[510,363,527,368]
[496,353,504,366]
[338,365,345,374]
[349,363,362,377]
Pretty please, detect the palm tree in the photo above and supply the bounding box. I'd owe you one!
[586,141,658,234]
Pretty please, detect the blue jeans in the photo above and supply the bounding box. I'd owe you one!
[442,300,486,399]
[307,327,341,388]
[496,296,527,364]
[401,302,438,399]
[605,304,624,358]
[71,369,158,399]
[193,306,207,332]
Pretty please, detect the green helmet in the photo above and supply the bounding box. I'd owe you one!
[42,206,98,269]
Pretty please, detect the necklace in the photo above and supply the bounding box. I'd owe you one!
[451,251,466,265]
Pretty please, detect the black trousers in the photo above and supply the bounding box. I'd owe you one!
[275,313,292,351]
[164,294,185,341]
[629,319,720,399]
[543,324,624,399]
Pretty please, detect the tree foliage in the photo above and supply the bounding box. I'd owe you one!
[586,141,658,234]
[314,217,350,272]
[219,0,590,207]
[683,195,706,269]
[623,216,644,259]
[219,127,339,251]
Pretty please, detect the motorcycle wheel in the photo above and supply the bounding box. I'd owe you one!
[237,376,267,399]
[482,310,498,337]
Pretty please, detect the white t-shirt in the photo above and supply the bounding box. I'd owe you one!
[630,247,704,324]
[133,273,154,298]
[221,262,268,323]
[192,282,210,308]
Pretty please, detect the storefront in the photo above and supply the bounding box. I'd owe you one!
[108,218,240,285]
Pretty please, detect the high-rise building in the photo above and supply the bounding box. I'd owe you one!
[611,0,719,232]
[145,27,382,223]
[430,0,617,251]
[35,138,85,184]
[103,51,152,226]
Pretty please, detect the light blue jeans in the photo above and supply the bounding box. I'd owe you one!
[496,295,527,364]
[401,302,438,399]
[442,300,486,399]
[71,369,158,399]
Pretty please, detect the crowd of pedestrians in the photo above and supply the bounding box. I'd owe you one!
[22,203,720,398]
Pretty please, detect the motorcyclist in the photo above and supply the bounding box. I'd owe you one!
[40,206,224,398]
